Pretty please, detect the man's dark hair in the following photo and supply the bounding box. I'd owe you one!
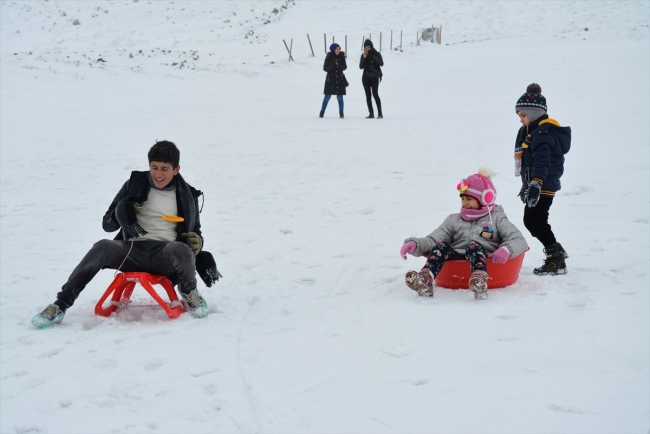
[148,140,180,168]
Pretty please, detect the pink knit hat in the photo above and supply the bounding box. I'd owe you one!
[456,167,497,207]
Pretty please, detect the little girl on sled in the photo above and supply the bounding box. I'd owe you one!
[400,168,528,300]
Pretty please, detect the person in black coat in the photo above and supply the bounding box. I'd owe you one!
[320,43,347,119]
[515,83,572,276]
[359,39,384,118]
[31,141,220,328]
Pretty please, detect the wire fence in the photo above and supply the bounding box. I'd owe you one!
[283,26,442,61]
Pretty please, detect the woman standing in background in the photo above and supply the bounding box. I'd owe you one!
[359,39,384,119]
[320,43,347,119]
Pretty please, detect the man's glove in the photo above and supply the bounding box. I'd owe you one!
[517,186,526,204]
[182,232,202,256]
[115,196,147,238]
[525,181,541,208]
[133,202,141,214]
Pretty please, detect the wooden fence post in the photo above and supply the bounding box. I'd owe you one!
[380,32,382,51]
[307,34,314,57]
[324,33,326,54]
[390,30,393,50]
[400,30,402,49]
[283,39,294,61]
[439,25,442,44]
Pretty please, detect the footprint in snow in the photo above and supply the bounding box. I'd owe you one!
[495,314,517,321]
[547,404,596,414]
[495,335,523,342]
[38,348,64,359]
[144,359,164,371]
[562,184,595,196]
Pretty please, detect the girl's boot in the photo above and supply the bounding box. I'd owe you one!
[319,110,324,118]
[405,269,434,297]
[366,109,374,119]
[339,111,344,119]
[377,107,383,119]
[469,270,488,300]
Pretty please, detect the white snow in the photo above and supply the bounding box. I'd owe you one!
[1,1,649,432]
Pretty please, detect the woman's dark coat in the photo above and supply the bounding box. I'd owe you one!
[323,52,347,95]
[359,50,384,80]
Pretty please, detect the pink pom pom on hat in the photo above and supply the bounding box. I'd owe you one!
[456,167,497,207]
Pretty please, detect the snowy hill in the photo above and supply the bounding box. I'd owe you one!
[1,1,649,433]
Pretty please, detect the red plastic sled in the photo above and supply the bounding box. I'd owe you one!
[95,272,184,318]
[434,248,529,289]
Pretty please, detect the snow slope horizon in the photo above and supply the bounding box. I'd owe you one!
[1,1,649,433]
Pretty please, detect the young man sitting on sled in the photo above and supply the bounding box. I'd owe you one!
[32,140,221,328]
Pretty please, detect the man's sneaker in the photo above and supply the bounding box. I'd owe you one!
[534,242,569,276]
[31,304,65,329]
[469,271,488,300]
[180,289,209,318]
[405,269,434,297]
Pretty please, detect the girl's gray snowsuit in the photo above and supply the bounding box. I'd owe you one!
[404,205,528,258]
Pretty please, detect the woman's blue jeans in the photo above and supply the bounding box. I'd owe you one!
[321,94,344,112]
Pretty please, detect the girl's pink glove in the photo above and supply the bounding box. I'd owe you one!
[489,247,510,264]
[400,241,417,260]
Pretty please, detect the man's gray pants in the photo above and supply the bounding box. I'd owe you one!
[55,239,196,310]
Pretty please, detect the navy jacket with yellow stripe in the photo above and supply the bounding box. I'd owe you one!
[515,114,571,196]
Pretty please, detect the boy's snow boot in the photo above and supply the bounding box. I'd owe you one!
[180,289,209,318]
[534,242,568,276]
[339,111,344,119]
[366,109,374,119]
[31,304,65,329]
[319,110,324,118]
[469,270,488,300]
[405,269,434,297]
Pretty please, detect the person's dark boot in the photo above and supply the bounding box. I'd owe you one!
[339,111,344,119]
[319,110,324,118]
[534,242,569,275]
[377,108,383,119]
[366,109,374,119]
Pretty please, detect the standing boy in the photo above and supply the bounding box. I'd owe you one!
[515,84,571,275]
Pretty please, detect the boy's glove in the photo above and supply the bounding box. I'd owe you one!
[525,181,541,208]
[400,241,417,260]
[489,247,510,264]
[517,186,526,204]
[182,232,202,256]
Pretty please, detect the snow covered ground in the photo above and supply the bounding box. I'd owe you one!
[1,1,649,432]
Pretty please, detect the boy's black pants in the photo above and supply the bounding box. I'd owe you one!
[523,196,557,248]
